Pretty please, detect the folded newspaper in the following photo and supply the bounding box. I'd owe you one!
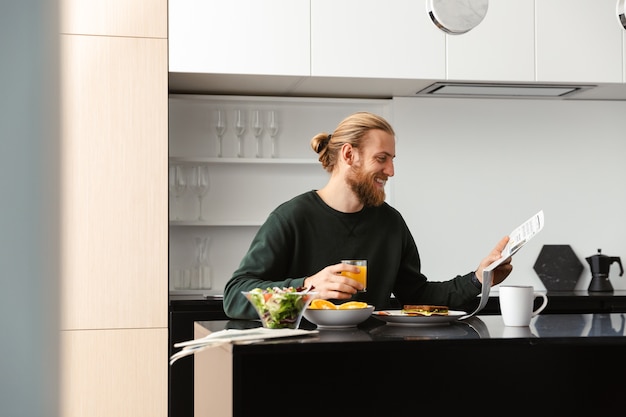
[463,209,544,319]
[169,328,319,365]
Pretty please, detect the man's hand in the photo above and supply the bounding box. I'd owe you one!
[475,236,513,286]
[303,263,364,300]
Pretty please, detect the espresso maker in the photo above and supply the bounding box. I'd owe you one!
[586,249,623,292]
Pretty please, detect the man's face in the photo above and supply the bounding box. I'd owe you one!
[347,130,395,207]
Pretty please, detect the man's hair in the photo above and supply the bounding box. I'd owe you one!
[310,112,395,173]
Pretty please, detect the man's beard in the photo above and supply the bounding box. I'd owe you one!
[347,164,386,207]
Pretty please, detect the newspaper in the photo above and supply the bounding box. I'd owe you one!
[485,209,545,272]
[463,210,544,319]
[169,328,319,365]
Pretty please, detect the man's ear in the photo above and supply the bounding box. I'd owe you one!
[340,143,354,165]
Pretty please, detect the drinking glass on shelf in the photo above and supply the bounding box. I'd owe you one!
[168,165,176,220]
[252,109,264,158]
[234,109,247,158]
[267,110,279,158]
[169,164,188,220]
[215,109,227,157]
[189,164,210,221]
[195,236,212,290]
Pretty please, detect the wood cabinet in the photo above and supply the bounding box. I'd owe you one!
[60,1,168,416]
[168,95,391,295]
[536,0,624,84]
[168,0,310,76]
[310,0,445,79]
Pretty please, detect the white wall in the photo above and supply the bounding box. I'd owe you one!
[391,96,626,291]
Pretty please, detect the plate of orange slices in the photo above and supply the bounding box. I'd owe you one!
[304,300,374,329]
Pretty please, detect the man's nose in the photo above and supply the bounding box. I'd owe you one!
[384,160,395,177]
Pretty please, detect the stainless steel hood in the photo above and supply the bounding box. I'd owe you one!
[169,73,626,101]
[416,82,595,99]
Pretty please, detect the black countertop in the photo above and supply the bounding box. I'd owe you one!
[176,292,626,417]
[198,311,626,344]
[194,313,626,416]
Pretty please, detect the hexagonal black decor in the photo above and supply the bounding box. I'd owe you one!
[533,245,583,291]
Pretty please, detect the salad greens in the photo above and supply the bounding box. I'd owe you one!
[244,286,313,329]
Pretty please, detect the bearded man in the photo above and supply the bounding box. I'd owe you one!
[223,112,512,319]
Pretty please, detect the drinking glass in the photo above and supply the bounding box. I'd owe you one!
[234,109,247,158]
[195,236,212,290]
[189,164,210,221]
[341,260,367,292]
[215,109,226,157]
[267,110,279,158]
[169,164,188,220]
[252,109,264,158]
[168,165,177,220]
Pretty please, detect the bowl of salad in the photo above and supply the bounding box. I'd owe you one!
[242,287,317,329]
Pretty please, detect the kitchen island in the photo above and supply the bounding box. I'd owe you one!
[191,313,626,416]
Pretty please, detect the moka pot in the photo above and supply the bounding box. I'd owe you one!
[586,249,623,292]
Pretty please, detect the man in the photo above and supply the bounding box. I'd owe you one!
[223,112,512,319]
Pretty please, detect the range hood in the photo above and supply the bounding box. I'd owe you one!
[169,73,626,101]
[416,82,595,99]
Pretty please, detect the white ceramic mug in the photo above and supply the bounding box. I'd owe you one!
[502,325,537,338]
[499,285,548,327]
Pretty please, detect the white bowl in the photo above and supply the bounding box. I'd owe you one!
[303,305,375,329]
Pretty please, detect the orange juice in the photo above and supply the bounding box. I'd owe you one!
[341,260,367,291]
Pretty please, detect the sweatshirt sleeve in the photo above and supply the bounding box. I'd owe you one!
[223,211,307,319]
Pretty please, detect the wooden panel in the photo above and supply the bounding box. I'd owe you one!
[194,323,233,417]
[60,34,168,330]
[60,0,167,38]
[60,328,167,417]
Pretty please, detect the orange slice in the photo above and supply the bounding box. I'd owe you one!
[338,301,368,310]
[309,299,337,310]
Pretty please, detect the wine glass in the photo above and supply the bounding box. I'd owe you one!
[267,110,279,158]
[252,110,264,158]
[215,109,226,157]
[169,164,188,220]
[189,164,210,221]
[234,109,247,158]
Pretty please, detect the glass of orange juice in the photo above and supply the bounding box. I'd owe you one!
[341,260,367,292]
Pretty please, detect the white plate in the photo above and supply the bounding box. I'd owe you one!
[372,310,467,326]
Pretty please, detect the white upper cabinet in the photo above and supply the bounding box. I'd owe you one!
[310,0,445,79]
[536,0,624,84]
[621,9,626,82]
[446,0,535,82]
[169,0,310,76]
[167,1,626,98]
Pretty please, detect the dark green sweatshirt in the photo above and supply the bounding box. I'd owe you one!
[223,190,480,319]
